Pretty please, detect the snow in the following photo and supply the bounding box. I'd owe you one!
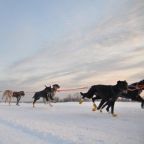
[0,102,143,144]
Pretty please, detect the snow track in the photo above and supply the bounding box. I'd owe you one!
[0,102,143,144]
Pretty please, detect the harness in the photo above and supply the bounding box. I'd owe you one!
[128,82,144,91]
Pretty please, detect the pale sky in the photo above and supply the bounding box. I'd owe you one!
[0,0,144,91]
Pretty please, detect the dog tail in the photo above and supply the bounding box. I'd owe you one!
[80,92,84,96]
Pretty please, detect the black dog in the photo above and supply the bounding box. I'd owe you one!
[122,88,144,108]
[32,84,60,107]
[123,80,144,108]
[13,91,25,106]
[80,80,128,116]
[100,80,144,111]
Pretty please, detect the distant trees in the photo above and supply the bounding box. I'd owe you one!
[55,94,133,102]
[55,92,90,102]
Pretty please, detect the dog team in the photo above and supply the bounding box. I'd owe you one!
[1,79,144,117]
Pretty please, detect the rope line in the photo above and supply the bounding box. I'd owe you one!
[0,86,89,93]
[58,86,89,92]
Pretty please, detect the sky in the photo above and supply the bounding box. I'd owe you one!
[0,0,144,92]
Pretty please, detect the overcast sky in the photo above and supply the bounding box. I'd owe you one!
[0,0,144,91]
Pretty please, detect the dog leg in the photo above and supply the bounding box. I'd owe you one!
[5,97,7,103]
[92,103,97,111]
[97,99,106,110]
[111,101,117,117]
[33,100,37,108]
[48,101,53,107]
[9,97,12,106]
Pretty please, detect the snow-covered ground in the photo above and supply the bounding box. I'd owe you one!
[0,102,143,144]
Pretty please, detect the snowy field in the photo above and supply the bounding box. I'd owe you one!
[0,102,143,144]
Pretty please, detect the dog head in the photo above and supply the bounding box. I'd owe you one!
[53,84,60,91]
[138,80,144,90]
[117,80,128,94]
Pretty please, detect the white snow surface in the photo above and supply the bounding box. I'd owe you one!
[0,102,143,144]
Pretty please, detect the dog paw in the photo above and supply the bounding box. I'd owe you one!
[100,109,103,112]
[79,99,84,104]
[112,113,117,117]
[93,103,97,109]
[92,108,97,111]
